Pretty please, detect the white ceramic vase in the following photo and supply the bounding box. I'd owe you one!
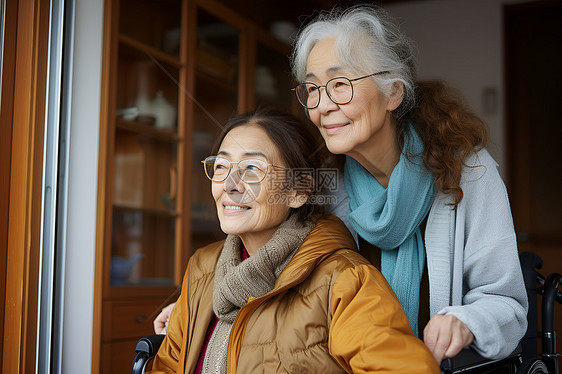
[151,91,176,130]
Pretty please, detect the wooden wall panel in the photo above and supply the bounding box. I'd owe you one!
[92,0,119,371]
[1,0,50,372]
[505,1,562,354]
[0,0,18,370]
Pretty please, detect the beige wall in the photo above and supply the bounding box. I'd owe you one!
[386,0,532,176]
[62,0,103,372]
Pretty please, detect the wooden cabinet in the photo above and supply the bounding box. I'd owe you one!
[95,0,295,371]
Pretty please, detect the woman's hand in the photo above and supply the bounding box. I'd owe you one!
[154,302,175,334]
[423,314,474,363]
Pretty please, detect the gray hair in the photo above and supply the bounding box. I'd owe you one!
[291,5,416,118]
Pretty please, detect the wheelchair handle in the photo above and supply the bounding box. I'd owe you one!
[541,272,562,368]
[542,273,562,333]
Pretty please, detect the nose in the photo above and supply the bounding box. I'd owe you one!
[316,87,339,114]
[223,168,244,193]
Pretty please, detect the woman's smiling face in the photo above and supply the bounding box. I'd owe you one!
[211,124,302,252]
[305,37,401,157]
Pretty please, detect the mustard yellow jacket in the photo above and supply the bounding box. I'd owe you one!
[149,215,439,373]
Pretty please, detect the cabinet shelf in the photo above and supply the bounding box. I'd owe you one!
[113,203,179,217]
[196,69,237,92]
[109,278,175,288]
[106,285,179,299]
[119,34,183,68]
[116,118,180,142]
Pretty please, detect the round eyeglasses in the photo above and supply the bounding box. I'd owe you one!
[201,156,286,183]
[292,71,390,109]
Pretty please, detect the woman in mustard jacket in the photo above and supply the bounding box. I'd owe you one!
[148,109,438,374]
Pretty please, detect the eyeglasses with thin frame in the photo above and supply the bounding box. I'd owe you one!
[201,156,287,183]
[292,71,390,109]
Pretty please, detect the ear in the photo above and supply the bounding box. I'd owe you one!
[287,174,314,209]
[386,81,404,112]
[288,190,309,209]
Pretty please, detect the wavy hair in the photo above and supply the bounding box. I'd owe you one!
[291,5,488,206]
[409,81,488,205]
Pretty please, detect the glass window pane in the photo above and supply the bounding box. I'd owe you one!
[190,8,237,248]
[116,43,179,132]
[113,132,178,212]
[111,210,175,286]
[119,0,182,57]
[255,41,294,111]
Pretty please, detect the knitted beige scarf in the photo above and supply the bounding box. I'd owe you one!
[201,214,314,374]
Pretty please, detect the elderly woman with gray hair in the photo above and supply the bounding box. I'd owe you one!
[290,4,527,364]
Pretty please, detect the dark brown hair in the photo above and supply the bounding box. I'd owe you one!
[212,108,327,222]
[398,80,489,206]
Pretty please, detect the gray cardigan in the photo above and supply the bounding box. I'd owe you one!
[329,148,528,359]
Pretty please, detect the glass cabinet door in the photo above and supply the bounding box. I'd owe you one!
[110,0,182,287]
[254,40,294,111]
[190,7,240,249]
[119,0,182,58]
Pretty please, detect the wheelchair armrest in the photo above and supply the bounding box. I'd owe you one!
[440,344,522,374]
[131,334,166,374]
[135,334,166,355]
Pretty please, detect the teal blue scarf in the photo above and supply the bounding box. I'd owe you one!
[344,127,436,335]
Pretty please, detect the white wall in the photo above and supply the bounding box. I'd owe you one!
[61,0,103,372]
[385,0,528,173]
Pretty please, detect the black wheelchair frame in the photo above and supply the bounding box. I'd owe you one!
[440,252,561,374]
[131,251,561,374]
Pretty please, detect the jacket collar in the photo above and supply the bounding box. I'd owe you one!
[275,214,358,290]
